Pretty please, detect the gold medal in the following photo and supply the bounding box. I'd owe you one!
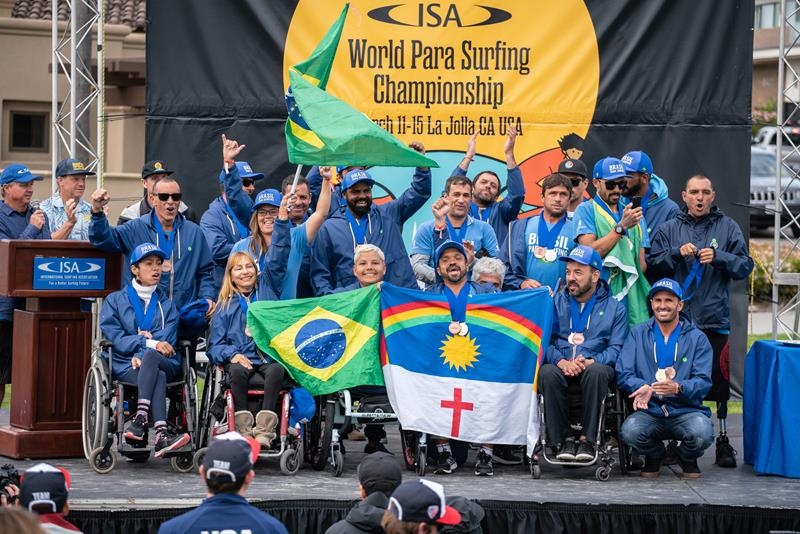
[655,369,667,382]
[448,321,461,335]
[161,259,173,273]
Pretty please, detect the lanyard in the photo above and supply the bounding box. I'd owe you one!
[469,203,493,222]
[568,291,598,333]
[443,285,469,322]
[152,214,175,259]
[224,200,249,240]
[126,284,158,332]
[536,214,567,249]
[345,210,371,248]
[653,322,681,368]
[680,260,704,302]
[445,217,468,243]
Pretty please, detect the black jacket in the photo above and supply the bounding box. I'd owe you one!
[325,492,390,534]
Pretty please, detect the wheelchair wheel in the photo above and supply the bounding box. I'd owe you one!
[193,447,207,473]
[82,365,107,459]
[280,448,302,476]
[308,395,335,471]
[399,428,419,471]
[89,446,117,474]
[595,466,611,482]
[531,463,541,479]
[332,449,345,477]
[415,442,427,476]
[171,453,195,473]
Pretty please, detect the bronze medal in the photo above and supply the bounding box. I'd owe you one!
[534,246,546,259]
[448,321,461,335]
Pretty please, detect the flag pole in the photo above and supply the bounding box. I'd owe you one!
[289,164,303,195]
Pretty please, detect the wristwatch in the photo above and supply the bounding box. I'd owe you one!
[614,224,625,236]
[677,382,684,395]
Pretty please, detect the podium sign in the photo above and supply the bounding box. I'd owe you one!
[0,240,122,458]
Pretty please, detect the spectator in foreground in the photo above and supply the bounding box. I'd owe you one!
[19,463,81,533]
[382,479,461,534]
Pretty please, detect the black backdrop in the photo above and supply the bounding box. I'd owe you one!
[145,0,754,396]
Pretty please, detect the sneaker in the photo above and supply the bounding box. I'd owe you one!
[556,439,577,461]
[434,451,458,475]
[574,441,595,462]
[124,415,147,444]
[640,456,662,478]
[475,450,494,476]
[629,451,644,470]
[493,445,523,465]
[715,435,737,468]
[348,428,366,441]
[364,440,391,454]
[680,458,702,479]
[663,440,680,466]
[154,431,191,458]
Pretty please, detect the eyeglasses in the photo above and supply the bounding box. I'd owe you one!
[570,178,584,187]
[155,192,183,202]
[257,209,278,220]
[241,178,254,187]
[604,181,626,191]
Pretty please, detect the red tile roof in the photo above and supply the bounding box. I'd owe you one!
[12,0,146,32]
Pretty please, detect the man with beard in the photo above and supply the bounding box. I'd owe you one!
[646,174,753,468]
[451,126,524,245]
[410,176,499,286]
[574,157,650,326]
[501,173,575,291]
[89,176,216,358]
[426,241,498,476]
[619,151,680,245]
[539,245,628,463]
[311,143,431,295]
[0,164,51,406]
[617,278,714,479]
[41,157,95,240]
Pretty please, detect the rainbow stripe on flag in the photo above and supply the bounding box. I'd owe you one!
[380,284,553,450]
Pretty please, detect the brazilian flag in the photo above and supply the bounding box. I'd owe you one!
[247,286,383,395]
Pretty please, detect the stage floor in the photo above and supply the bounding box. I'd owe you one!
[1,411,798,512]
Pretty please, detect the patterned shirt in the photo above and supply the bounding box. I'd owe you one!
[40,194,93,240]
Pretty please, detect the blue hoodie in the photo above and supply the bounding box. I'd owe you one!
[89,211,216,312]
[620,174,681,243]
[451,164,525,246]
[311,167,431,295]
[615,316,712,418]
[545,279,629,366]
[157,493,288,534]
[100,287,180,378]
[646,206,754,331]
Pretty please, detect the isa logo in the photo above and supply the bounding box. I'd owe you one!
[33,257,106,290]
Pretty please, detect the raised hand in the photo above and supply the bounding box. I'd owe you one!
[222,134,246,163]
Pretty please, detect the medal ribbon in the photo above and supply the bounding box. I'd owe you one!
[126,284,158,332]
[536,214,567,249]
[469,203,493,222]
[653,321,681,368]
[224,201,249,239]
[345,209,369,246]
[445,217,468,243]
[568,291,599,334]
[443,285,469,323]
[152,214,175,259]
[680,260,704,302]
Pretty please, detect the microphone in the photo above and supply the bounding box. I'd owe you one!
[29,200,40,211]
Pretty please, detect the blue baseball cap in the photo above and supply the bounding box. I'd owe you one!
[219,161,265,183]
[434,240,467,266]
[55,158,95,177]
[130,242,166,266]
[559,244,603,270]
[620,151,653,175]
[341,169,375,191]
[648,278,683,300]
[1,164,44,185]
[179,299,209,334]
[252,188,283,210]
[592,157,630,180]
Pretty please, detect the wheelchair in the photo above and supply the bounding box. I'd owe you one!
[194,364,305,476]
[531,380,630,481]
[304,386,399,477]
[81,340,198,474]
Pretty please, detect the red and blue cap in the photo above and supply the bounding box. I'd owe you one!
[388,479,461,526]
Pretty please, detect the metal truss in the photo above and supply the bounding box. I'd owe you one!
[51,0,105,194]
[773,0,800,338]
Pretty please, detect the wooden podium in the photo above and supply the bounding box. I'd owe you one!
[0,240,121,458]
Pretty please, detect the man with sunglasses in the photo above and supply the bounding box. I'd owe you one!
[573,157,650,326]
[450,126,525,245]
[619,151,680,245]
[557,159,589,219]
[117,160,198,225]
[501,173,575,292]
[89,176,216,339]
[201,161,265,291]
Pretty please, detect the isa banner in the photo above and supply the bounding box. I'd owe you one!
[380,284,553,450]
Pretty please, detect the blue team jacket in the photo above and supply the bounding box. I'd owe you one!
[157,493,288,534]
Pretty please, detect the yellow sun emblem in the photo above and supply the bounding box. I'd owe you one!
[439,334,480,371]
